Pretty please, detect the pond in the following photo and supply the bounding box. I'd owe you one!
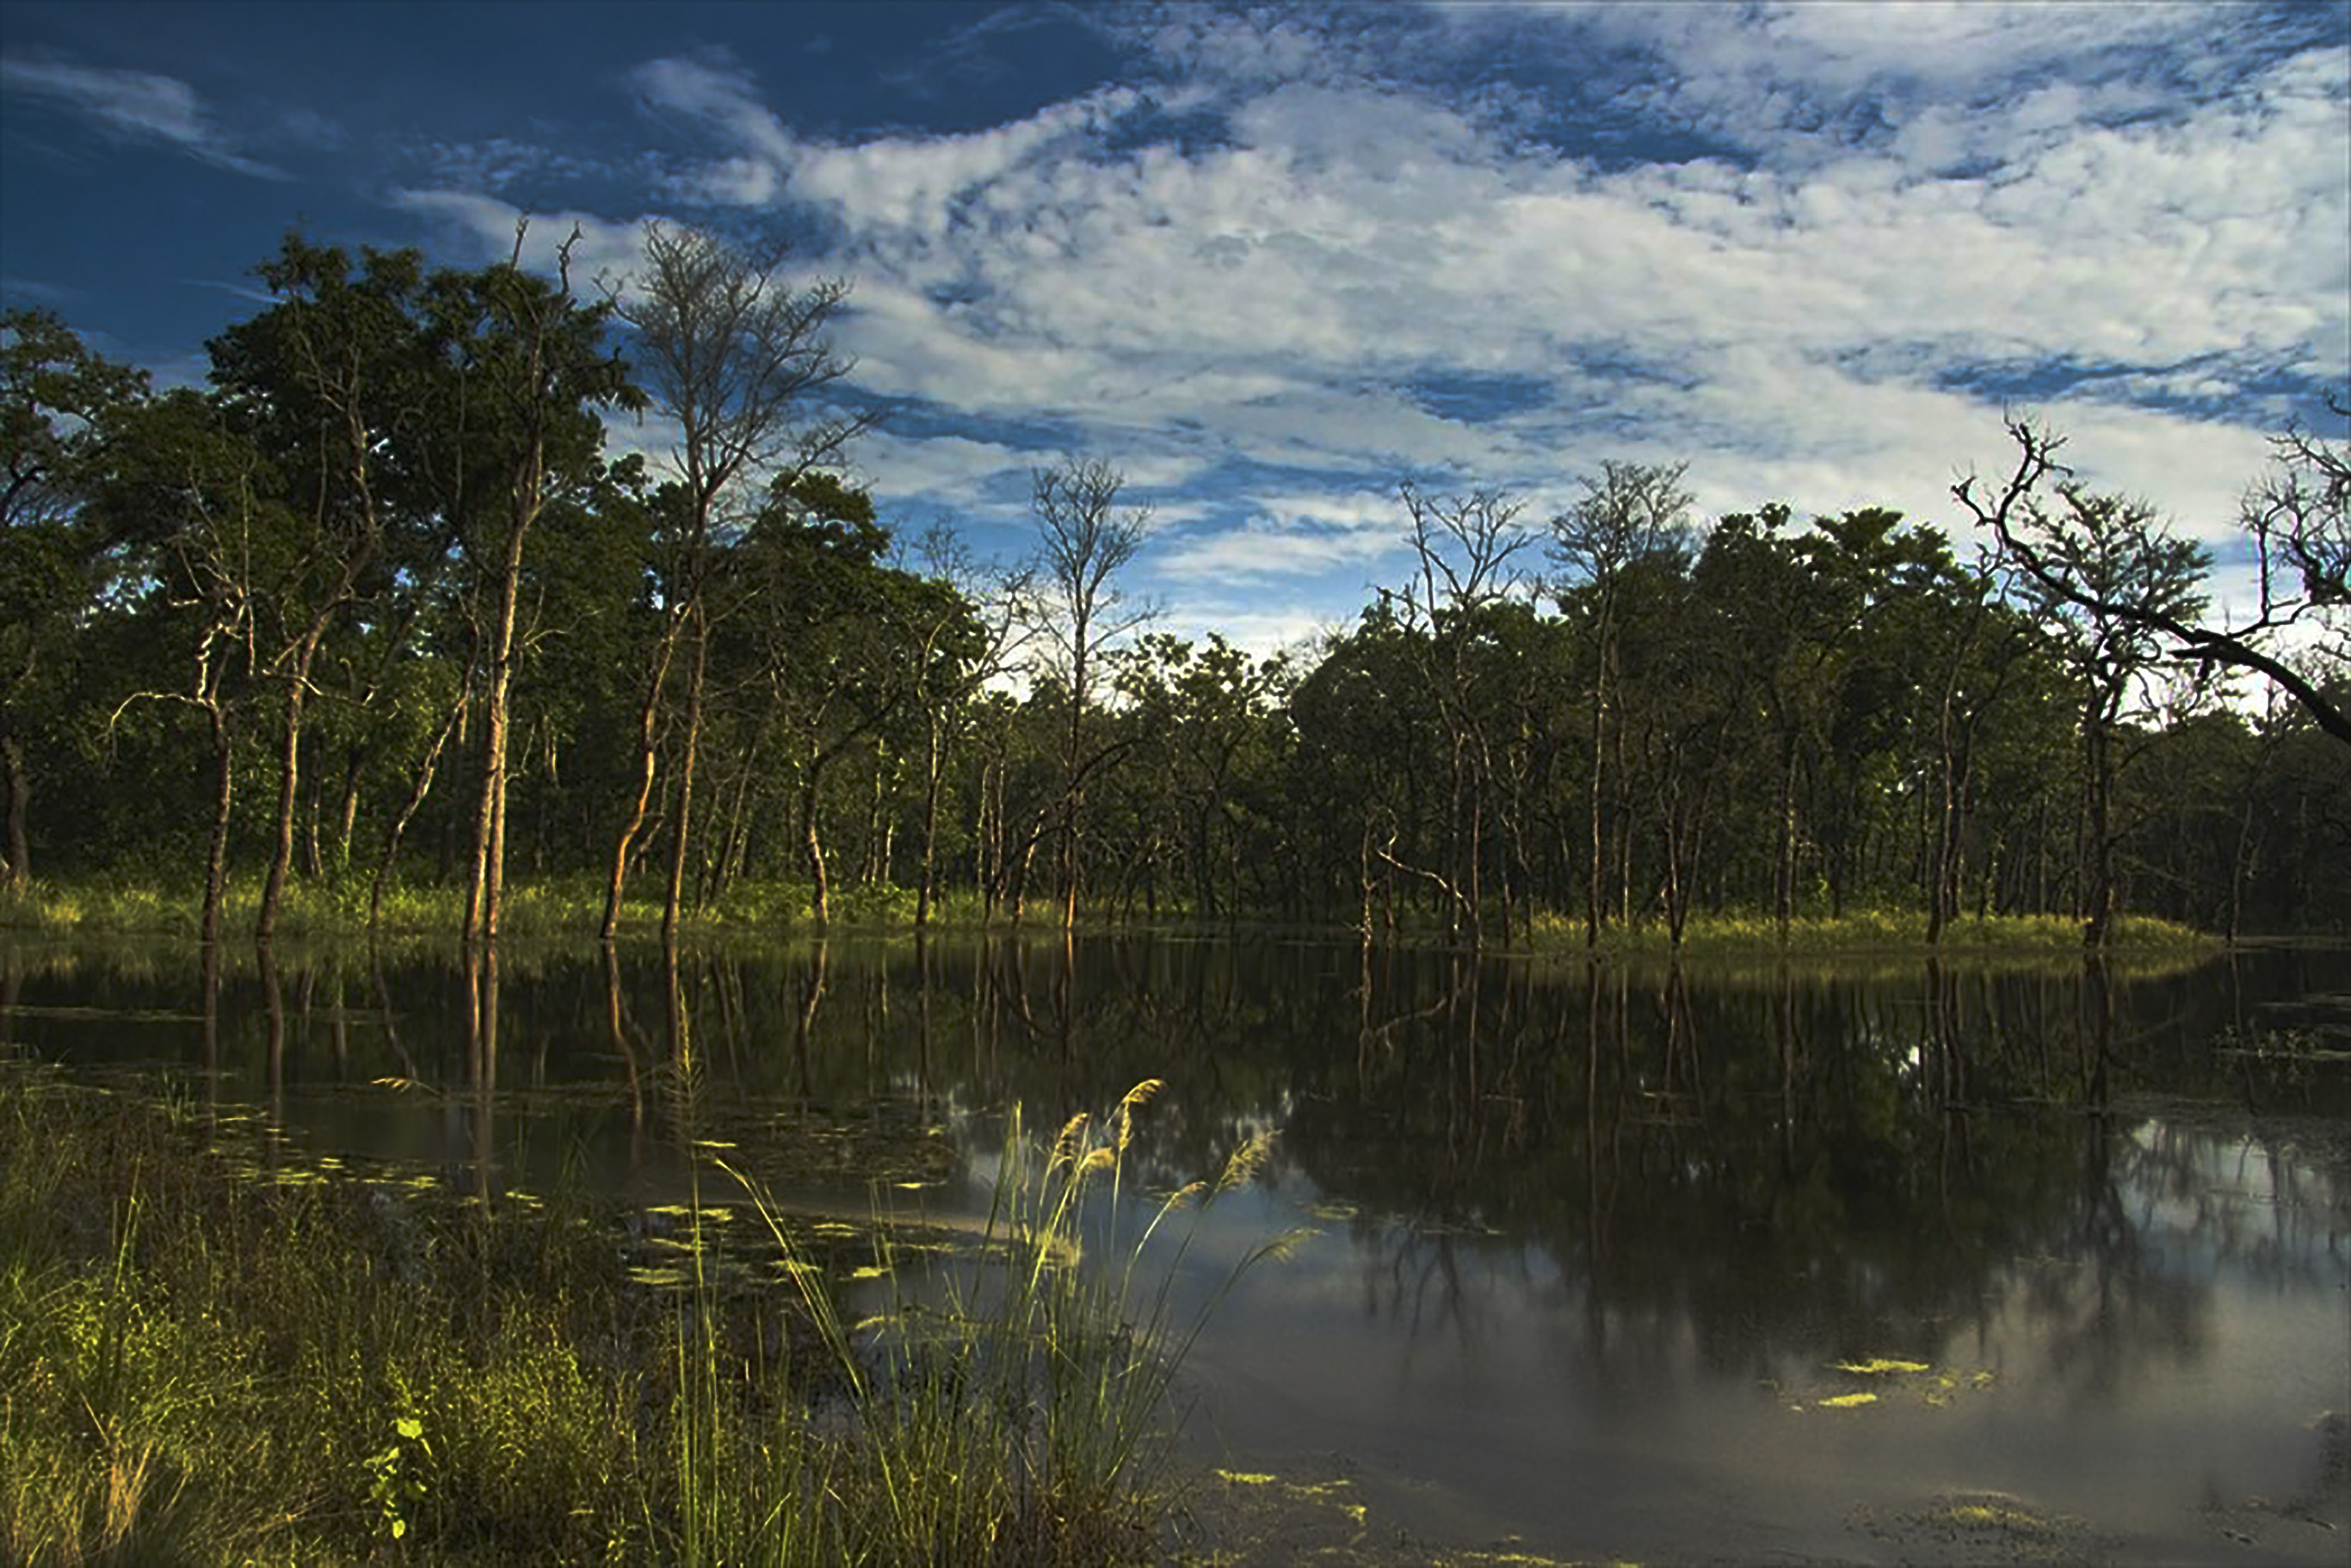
[4,934,2347,1564]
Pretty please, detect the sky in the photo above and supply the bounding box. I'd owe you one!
[3,0,2346,660]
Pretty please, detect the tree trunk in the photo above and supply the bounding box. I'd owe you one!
[602,622,678,941]
[370,695,460,929]
[0,713,30,891]
[663,605,708,944]
[203,705,234,947]
[916,710,946,928]
[2082,706,2114,949]
[259,657,315,942]
[466,523,527,946]
[802,745,833,926]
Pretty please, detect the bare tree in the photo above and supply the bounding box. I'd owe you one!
[906,522,1030,928]
[1955,421,2212,946]
[1387,484,1536,945]
[1027,459,1153,930]
[602,222,869,941]
[1959,411,2348,749]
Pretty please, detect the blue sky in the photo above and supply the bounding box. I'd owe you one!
[4,1,2346,655]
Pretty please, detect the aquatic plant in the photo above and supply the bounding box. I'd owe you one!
[709,1079,1303,1565]
[0,1064,1291,1565]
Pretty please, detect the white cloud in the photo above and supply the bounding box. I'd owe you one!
[386,190,652,293]
[0,53,284,177]
[389,7,2347,638]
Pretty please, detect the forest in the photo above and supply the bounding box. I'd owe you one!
[2,224,2346,947]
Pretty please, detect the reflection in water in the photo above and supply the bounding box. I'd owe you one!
[2,935,2346,1557]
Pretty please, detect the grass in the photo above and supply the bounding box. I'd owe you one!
[0,871,2242,956]
[1518,906,2218,960]
[0,1063,1282,1565]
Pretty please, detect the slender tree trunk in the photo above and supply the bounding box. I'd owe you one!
[332,745,362,876]
[602,622,678,941]
[466,550,521,944]
[370,695,460,929]
[802,744,833,926]
[663,604,708,943]
[1775,736,1799,936]
[0,713,30,891]
[203,705,234,947]
[2082,706,2114,949]
[1585,670,1607,948]
[259,659,315,942]
[916,709,946,928]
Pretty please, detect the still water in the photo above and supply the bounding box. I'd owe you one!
[5,935,2347,1563]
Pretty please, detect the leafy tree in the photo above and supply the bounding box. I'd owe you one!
[88,390,293,938]
[415,223,639,941]
[1547,460,1694,945]
[602,222,865,940]
[0,310,147,888]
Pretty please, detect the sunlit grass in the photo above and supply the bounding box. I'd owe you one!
[0,869,2237,957]
[1518,905,2216,959]
[0,1062,1283,1565]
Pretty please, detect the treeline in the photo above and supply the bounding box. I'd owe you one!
[2,225,2344,944]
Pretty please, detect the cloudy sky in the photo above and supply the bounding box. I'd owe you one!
[4,1,2345,654]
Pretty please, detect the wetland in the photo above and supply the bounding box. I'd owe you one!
[4,932,2348,1565]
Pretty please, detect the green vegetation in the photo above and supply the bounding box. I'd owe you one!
[0,871,2222,960]
[0,1066,1274,1565]
[3,241,2344,952]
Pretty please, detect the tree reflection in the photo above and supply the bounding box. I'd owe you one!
[3,932,2345,1394]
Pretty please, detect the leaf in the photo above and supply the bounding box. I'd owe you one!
[1833,1358,1928,1377]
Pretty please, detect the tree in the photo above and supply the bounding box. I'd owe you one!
[1959,412,2348,747]
[1547,460,1694,946]
[602,222,866,941]
[730,474,981,923]
[902,522,1028,928]
[89,390,287,941]
[423,222,639,944]
[1109,633,1294,923]
[1026,459,1153,930]
[1956,442,2210,947]
[207,238,435,938]
[0,310,146,889]
[1386,485,1535,945]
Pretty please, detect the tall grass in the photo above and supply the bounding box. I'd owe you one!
[714,1081,1300,1566]
[0,1064,1284,1565]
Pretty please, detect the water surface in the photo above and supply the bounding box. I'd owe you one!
[5,935,2346,1563]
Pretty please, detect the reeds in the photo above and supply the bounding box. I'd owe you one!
[0,1064,1286,1565]
[701,1078,1303,1566]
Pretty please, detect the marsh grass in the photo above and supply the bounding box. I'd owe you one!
[0,871,2237,954]
[1521,906,2215,960]
[711,1080,1305,1566]
[0,1063,1280,1565]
